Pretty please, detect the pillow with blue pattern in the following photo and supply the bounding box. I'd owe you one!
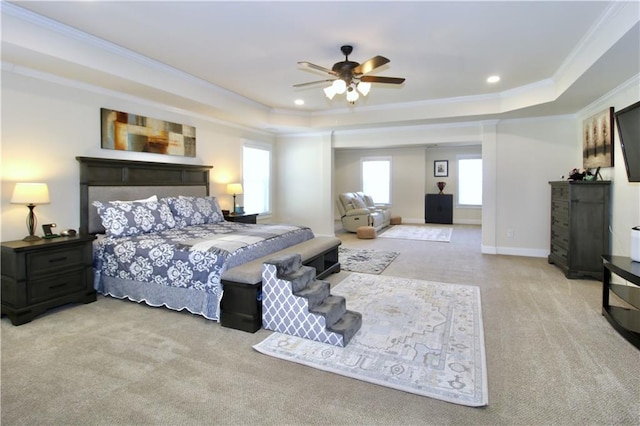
[164,196,224,227]
[92,199,176,237]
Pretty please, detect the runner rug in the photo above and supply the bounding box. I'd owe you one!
[379,225,453,242]
[253,273,488,407]
[338,247,399,274]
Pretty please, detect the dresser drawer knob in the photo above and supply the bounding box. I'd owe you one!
[48,256,68,263]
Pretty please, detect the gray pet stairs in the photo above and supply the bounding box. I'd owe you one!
[262,253,362,347]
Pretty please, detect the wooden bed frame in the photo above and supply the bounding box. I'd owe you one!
[76,156,341,333]
[77,156,212,235]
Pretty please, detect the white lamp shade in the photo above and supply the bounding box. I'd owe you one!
[357,81,371,96]
[332,79,347,94]
[226,183,243,195]
[346,87,360,103]
[11,183,50,205]
[323,85,336,100]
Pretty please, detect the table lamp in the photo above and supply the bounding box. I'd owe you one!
[226,183,243,215]
[11,182,50,241]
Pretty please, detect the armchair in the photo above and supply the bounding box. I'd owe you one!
[337,192,392,232]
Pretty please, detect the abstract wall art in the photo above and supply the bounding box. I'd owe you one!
[101,108,196,157]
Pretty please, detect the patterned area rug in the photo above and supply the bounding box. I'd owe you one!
[379,225,453,242]
[338,247,399,274]
[253,273,488,407]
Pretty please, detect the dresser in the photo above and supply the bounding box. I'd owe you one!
[425,194,453,224]
[548,181,611,280]
[1,235,96,325]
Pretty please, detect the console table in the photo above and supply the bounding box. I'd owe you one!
[602,255,640,349]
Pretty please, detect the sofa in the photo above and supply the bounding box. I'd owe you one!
[336,192,392,232]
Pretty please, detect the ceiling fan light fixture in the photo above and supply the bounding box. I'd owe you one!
[346,85,359,103]
[357,81,371,96]
[332,78,347,94]
[323,85,336,99]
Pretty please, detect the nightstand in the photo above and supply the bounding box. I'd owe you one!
[224,213,258,224]
[1,235,97,325]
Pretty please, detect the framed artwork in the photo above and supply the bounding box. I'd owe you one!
[100,108,196,157]
[434,160,448,177]
[582,107,614,168]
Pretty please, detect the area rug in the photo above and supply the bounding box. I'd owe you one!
[379,225,453,242]
[338,247,399,274]
[253,273,488,407]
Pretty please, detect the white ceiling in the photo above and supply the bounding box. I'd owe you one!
[2,1,639,132]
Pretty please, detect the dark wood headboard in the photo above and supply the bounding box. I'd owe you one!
[76,157,213,235]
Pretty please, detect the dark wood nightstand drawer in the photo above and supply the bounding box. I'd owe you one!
[29,270,86,304]
[1,235,96,325]
[224,213,258,224]
[27,245,86,278]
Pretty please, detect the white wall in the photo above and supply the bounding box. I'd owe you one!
[577,79,640,257]
[1,71,274,242]
[274,133,334,236]
[494,116,577,256]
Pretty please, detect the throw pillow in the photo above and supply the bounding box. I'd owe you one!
[165,196,224,227]
[93,199,176,237]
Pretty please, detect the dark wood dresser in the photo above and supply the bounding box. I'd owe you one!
[1,235,96,325]
[425,194,453,224]
[548,181,611,280]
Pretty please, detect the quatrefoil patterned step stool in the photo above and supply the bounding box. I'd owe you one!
[261,253,362,347]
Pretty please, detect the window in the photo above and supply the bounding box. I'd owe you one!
[243,144,271,214]
[458,157,482,206]
[361,157,391,204]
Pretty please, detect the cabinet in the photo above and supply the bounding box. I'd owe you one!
[548,181,610,280]
[1,235,96,325]
[602,255,640,349]
[224,213,258,224]
[425,194,453,224]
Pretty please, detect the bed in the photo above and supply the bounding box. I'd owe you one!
[77,156,316,324]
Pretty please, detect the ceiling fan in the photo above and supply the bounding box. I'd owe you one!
[294,45,405,103]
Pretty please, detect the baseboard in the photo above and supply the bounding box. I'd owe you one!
[482,245,548,258]
[395,218,482,225]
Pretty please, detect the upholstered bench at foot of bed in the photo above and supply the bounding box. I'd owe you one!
[220,236,341,332]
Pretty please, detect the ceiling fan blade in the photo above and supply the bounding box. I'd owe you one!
[353,56,390,75]
[298,61,337,75]
[293,79,335,88]
[360,75,406,84]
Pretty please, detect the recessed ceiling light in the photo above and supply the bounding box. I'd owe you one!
[294,99,304,106]
[487,75,500,84]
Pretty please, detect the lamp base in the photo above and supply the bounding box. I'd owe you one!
[22,235,42,242]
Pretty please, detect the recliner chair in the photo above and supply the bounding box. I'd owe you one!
[336,192,392,232]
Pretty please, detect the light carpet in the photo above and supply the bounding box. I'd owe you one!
[253,273,488,407]
[379,224,453,242]
[338,247,399,274]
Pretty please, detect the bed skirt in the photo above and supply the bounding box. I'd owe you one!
[96,273,222,321]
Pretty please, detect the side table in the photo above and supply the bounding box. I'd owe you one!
[1,235,97,325]
[602,255,640,349]
[224,213,258,224]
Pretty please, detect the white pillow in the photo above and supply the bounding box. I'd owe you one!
[112,195,158,204]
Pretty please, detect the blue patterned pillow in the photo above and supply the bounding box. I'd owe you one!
[93,199,176,237]
[165,196,224,227]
